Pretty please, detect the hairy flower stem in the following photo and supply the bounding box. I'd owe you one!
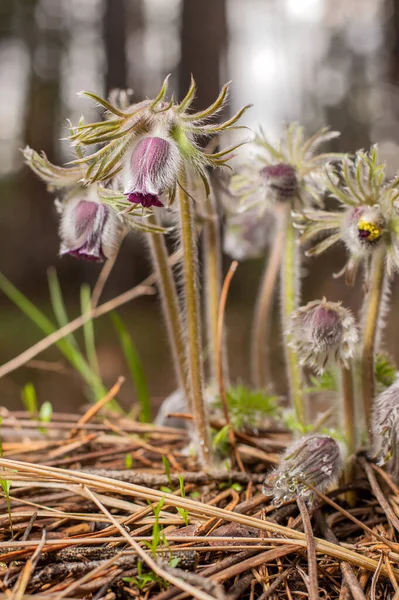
[203,190,223,384]
[178,172,212,468]
[361,246,386,436]
[280,209,304,427]
[251,207,285,389]
[341,366,356,506]
[147,216,190,401]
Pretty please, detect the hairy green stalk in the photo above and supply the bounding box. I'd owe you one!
[361,246,386,436]
[280,209,304,426]
[251,207,285,389]
[341,365,356,504]
[203,189,223,383]
[178,170,212,467]
[147,216,190,402]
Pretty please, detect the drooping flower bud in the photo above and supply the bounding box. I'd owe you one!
[371,379,399,480]
[288,298,358,374]
[344,206,385,255]
[261,163,298,201]
[262,434,343,506]
[123,136,181,208]
[59,197,123,261]
[223,211,272,261]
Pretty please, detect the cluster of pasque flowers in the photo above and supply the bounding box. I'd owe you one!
[287,298,359,374]
[263,434,343,506]
[294,146,399,284]
[24,76,249,262]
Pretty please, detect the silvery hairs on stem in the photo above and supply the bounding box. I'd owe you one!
[263,434,343,506]
[294,146,399,284]
[287,298,358,374]
[371,377,399,481]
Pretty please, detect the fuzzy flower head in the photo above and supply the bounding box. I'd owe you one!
[371,378,399,480]
[59,195,123,261]
[295,146,399,283]
[67,77,251,210]
[263,434,343,506]
[230,123,340,213]
[288,298,358,374]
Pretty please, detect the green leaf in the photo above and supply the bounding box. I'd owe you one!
[111,312,151,422]
[21,382,38,415]
[212,385,279,431]
[39,401,53,424]
[162,456,172,487]
[0,272,106,400]
[80,284,100,375]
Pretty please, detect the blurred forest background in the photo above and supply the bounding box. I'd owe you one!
[1,0,399,414]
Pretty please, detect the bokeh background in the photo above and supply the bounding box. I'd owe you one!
[1,0,399,414]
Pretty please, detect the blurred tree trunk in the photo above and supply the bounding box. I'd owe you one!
[104,0,127,91]
[179,0,227,110]
[14,0,63,287]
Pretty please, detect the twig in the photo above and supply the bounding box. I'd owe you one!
[360,457,399,534]
[10,529,46,600]
[216,260,244,472]
[84,486,219,600]
[69,376,125,437]
[316,511,366,600]
[370,552,384,600]
[297,497,319,600]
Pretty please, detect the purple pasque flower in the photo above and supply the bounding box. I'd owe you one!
[261,163,298,200]
[123,136,181,208]
[59,197,122,261]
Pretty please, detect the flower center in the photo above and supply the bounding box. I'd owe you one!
[357,220,382,243]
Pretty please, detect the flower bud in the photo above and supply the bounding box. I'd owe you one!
[59,197,122,261]
[261,163,298,201]
[344,206,385,255]
[288,298,358,374]
[371,379,399,479]
[124,136,181,208]
[262,434,343,506]
[223,211,271,260]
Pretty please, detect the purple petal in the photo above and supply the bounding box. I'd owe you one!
[126,192,164,208]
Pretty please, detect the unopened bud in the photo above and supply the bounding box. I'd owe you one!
[124,136,180,208]
[288,298,358,373]
[262,434,343,506]
[59,198,122,261]
[371,379,399,480]
[261,163,298,201]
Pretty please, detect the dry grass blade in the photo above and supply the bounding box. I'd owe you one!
[54,554,120,599]
[216,260,244,472]
[0,247,187,380]
[83,486,220,600]
[10,530,46,600]
[69,376,125,437]
[0,458,397,579]
[297,497,319,600]
[360,457,399,534]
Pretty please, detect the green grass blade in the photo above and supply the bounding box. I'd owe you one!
[0,272,106,399]
[80,284,100,375]
[21,382,38,415]
[111,312,151,422]
[48,268,79,348]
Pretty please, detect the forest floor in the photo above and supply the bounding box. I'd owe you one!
[0,405,397,600]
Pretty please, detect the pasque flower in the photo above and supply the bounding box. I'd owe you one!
[288,298,358,374]
[59,196,123,261]
[263,434,343,506]
[371,378,399,480]
[295,146,399,283]
[67,76,251,209]
[23,146,125,261]
[230,123,340,212]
